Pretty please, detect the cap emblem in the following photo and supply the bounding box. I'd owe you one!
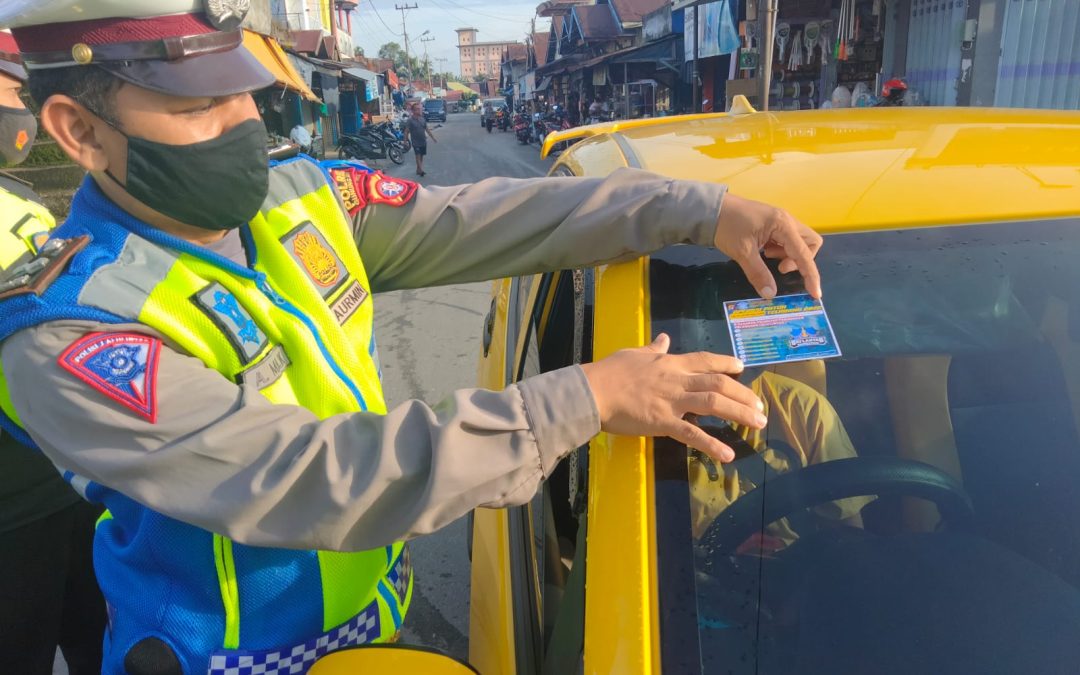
[205,0,251,31]
[71,43,93,65]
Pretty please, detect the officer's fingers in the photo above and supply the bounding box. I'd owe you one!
[666,420,735,463]
[678,391,767,430]
[768,219,823,299]
[684,373,763,411]
[646,333,671,354]
[733,252,777,300]
[677,350,745,375]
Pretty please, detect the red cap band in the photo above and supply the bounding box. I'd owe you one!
[0,32,18,57]
[12,13,215,55]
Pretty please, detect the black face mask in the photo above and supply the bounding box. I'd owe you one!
[106,119,270,231]
[0,106,37,167]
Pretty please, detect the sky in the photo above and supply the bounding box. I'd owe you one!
[349,0,550,76]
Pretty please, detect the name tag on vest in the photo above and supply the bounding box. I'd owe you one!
[239,344,291,389]
[330,281,368,325]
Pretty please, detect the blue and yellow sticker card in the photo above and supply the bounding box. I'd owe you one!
[723,293,841,367]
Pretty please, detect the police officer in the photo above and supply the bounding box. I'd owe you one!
[0,2,823,673]
[0,30,106,675]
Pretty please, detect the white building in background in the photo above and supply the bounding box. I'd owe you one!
[457,28,519,79]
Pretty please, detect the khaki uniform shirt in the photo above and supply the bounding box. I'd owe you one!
[689,372,874,545]
[1,168,727,552]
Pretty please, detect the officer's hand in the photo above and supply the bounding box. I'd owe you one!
[713,193,823,299]
[580,333,765,463]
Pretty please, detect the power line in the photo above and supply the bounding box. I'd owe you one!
[367,0,402,37]
[355,14,399,48]
[427,0,529,24]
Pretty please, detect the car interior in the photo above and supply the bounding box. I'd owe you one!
[649,218,1080,674]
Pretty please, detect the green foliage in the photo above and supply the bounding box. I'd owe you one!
[22,140,69,167]
[377,41,431,80]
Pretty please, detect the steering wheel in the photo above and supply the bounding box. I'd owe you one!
[698,457,975,557]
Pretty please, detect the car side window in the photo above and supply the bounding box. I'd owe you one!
[510,268,593,673]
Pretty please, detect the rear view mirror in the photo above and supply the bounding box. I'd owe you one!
[309,645,477,674]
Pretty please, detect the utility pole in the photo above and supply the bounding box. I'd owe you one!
[434,57,449,88]
[420,34,435,93]
[395,3,418,92]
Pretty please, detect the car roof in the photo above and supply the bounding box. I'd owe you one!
[550,107,1080,233]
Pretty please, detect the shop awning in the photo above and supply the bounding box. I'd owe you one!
[536,76,553,91]
[343,67,381,101]
[446,81,474,94]
[344,67,378,85]
[609,35,679,64]
[242,30,320,102]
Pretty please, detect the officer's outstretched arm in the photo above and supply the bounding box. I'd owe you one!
[1,320,598,552]
[351,167,727,293]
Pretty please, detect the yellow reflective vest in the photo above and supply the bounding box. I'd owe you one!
[0,157,411,672]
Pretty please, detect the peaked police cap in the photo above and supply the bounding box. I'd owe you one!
[0,31,26,82]
[0,0,274,97]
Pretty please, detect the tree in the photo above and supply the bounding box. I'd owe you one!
[353,46,365,57]
[377,42,426,80]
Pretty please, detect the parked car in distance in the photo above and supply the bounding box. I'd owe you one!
[423,98,447,123]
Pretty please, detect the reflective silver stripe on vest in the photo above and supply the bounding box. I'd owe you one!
[262,159,332,213]
[78,234,181,319]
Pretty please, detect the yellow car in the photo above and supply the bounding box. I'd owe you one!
[316,105,1080,674]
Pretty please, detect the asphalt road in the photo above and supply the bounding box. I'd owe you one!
[52,112,552,673]
[354,112,554,660]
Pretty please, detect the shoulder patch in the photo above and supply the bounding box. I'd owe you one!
[58,332,161,423]
[361,172,419,208]
[0,235,90,300]
[329,167,366,216]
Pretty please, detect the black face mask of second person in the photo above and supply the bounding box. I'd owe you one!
[106,119,270,231]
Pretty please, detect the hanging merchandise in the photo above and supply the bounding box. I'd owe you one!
[819,19,832,66]
[788,30,804,70]
[776,22,791,65]
[804,22,820,65]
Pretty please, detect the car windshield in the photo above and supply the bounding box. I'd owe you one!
[650,218,1080,674]
[424,100,442,109]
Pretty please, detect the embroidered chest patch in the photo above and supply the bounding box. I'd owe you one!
[280,222,349,299]
[191,283,269,364]
[59,333,161,423]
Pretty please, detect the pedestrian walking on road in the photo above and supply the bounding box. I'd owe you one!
[407,102,437,177]
[0,1,823,672]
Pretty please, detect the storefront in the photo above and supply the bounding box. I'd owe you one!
[243,30,322,138]
[340,67,381,134]
[606,35,683,117]
[677,0,893,111]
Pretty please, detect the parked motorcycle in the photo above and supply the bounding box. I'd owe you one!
[531,114,547,145]
[513,112,531,145]
[338,131,404,165]
[362,121,408,155]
